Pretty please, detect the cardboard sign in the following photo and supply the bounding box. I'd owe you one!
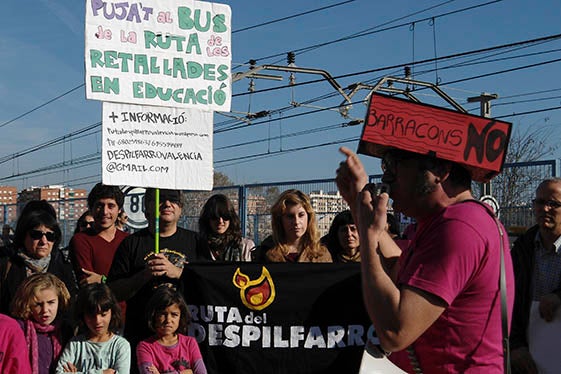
[85,0,232,111]
[102,102,213,190]
[358,93,512,182]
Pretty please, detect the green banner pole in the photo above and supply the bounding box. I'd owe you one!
[155,188,160,254]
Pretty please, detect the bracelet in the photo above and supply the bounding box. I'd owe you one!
[101,275,107,283]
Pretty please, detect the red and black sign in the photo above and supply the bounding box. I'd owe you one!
[358,93,512,182]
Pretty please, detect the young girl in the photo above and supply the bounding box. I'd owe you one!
[137,287,207,374]
[56,283,130,373]
[10,273,71,374]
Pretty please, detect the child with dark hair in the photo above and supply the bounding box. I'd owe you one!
[56,283,130,373]
[137,287,206,374]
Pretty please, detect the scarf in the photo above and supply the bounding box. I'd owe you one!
[24,319,62,374]
[17,250,51,276]
[208,234,242,261]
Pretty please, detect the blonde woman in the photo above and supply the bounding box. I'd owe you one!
[265,189,332,263]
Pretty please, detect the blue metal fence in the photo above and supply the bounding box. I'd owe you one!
[1,159,556,248]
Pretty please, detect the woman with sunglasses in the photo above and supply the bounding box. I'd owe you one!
[198,194,254,261]
[0,201,78,314]
[74,210,95,234]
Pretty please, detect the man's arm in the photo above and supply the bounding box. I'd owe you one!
[108,268,153,302]
[108,244,184,301]
[69,234,92,281]
[336,147,401,278]
[357,188,446,352]
[336,147,445,350]
[107,239,152,302]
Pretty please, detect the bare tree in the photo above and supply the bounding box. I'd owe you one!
[505,119,557,163]
[490,119,558,227]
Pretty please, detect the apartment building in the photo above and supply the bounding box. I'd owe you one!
[18,185,88,221]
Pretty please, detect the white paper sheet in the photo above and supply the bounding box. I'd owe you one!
[359,342,407,374]
[528,300,561,374]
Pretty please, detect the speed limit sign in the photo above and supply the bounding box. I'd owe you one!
[121,186,148,229]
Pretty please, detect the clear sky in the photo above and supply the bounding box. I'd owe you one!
[1,0,560,192]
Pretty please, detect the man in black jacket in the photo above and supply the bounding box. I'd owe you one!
[511,178,561,373]
[108,188,202,372]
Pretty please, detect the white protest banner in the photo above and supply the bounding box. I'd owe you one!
[102,102,213,190]
[85,0,231,111]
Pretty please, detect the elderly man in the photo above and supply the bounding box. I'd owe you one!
[336,146,514,373]
[511,178,561,373]
[108,188,202,371]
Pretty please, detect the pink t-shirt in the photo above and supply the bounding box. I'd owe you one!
[0,314,31,373]
[137,334,206,374]
[390,201,514,373]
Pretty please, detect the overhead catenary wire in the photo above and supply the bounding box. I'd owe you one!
[251,0,502,63]
[3,99,561,185]
[3,36,560,159]
[2,42,561,185]
[232,0,357,34]
[232,33,561,99]
[3,0,359,131]
[5,0,488,129]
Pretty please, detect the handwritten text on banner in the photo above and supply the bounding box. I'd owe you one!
[85,0,232,111]
[102,102,213,190]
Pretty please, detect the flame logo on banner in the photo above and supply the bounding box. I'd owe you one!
[232,267,276,311]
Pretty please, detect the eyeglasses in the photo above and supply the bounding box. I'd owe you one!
[28,229,56,242]
[381,150,417,174]
[80,221,95,228]
[532,199,561,209]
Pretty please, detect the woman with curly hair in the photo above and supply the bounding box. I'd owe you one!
[199,194,254,262]
[11,273,72,374]
[265,189,332,263]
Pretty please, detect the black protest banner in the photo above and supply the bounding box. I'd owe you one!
[182,263,373,374]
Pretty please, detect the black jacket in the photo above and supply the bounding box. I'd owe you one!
[510,225,561,349]
[0,248,78,314]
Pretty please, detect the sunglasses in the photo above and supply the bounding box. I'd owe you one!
[211,214,231,221]
[149,194,182,205]
[381,150,418,174]
[80,221,95,228]
[532,199,561,209]
[29,229,56,242]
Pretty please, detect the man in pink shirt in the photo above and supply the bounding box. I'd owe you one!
[336,146,514,373]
